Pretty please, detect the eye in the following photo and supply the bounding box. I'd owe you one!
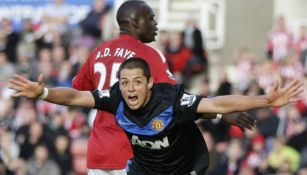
[150,15,155,21]
[121,81,128,86]
[134,80,142,85]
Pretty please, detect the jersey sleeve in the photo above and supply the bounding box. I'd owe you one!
[91,83,121,113]
[72,51,96,90]
[173,85,203,122]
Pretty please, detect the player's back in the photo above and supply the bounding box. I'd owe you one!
[87,34,175,90]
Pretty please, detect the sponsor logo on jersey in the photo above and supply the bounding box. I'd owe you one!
[131,135,169,150]
[98,90,110,98]
[151,119,164,131]
[180,93,196,107]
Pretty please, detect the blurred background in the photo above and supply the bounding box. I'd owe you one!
[0,0,306,175]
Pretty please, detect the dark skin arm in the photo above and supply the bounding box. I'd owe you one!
[201,112,256,130]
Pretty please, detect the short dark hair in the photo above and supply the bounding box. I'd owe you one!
[116,0,146,26]
[117,58,151,80]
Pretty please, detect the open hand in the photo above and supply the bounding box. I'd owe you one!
[267,79,304,107]
[8,74,45,98]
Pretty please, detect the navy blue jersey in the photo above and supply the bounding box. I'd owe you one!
[92,83,209,175]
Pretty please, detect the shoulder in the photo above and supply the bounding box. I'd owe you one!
[153,83,183,97]
[95,39,114,49]
[155,83,181,89]
[144,45,167,63]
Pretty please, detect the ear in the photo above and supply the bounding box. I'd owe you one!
[131,17,140,29]
[147,77,153,90]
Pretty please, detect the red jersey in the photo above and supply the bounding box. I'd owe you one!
[72,34,176,169]
[266,30,293,61]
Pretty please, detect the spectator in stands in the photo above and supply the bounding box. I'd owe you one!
[256,60,279,92]
[36,0,70,49]
[299,47,307,75]
[68,44,90,78]
[15,44,39,81]
[26,144,61,175]
[268,137,300,174]
[182,18,208,75]
[63,107,86,139]
[18,18,36,59]
[0,130,20,174]
[0,96,14,133]
[286,114,307,149]
[70,135,87,175]
[244,134,268,173]
[216,70,232,96]
[54,61,72,87]
[0,18,20,63]
[0,51,15,86]
[211,139,244,174]
[164,31,192,84]
[48,111,69,136]
[17,122,46,160]
[283,106,305,139]
[41,0,70,34]
[266,16,293,62]
[53,134,73,175]
[80,0,111,39]
[234,48,256,91]
[254,108,279,140]
[279,49,304,81]
[295,26,307,55]
[51,45,67,72]
[244,80,265,96]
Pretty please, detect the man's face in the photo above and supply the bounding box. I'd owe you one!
[137,4,158,43]
[119,68,153,110]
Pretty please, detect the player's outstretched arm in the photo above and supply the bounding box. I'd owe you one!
[197,79,303,114]
[8,74,95,108]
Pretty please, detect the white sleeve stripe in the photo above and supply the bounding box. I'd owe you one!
[151,46,166,63]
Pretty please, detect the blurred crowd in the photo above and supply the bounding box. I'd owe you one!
[0,0,306,175]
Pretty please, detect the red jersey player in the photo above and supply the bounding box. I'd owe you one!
[72,1,175,174]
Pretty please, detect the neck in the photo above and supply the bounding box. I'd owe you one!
[120,28,139,40]
[143,90,152,107]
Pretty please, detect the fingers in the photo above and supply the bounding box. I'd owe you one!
[37,74,44,85]
[290,82,304,96]
[273,80,279,91]
[285,79,300,92]
[10,91,24,98]
[13,74,31,84]
[239,119,255,130]
[240,112,256,125]
[236,120,251,130]
[9,78,25,88]
[237,114,257,130]
[289,98,302,103]
[236,118,253,130]
[285,79,304,98]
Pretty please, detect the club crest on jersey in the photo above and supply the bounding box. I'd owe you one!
[98,90,110,98]
[180,93,196,107]
[151,119,164,131]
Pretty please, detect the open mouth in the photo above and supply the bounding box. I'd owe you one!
[128,95,138,106]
